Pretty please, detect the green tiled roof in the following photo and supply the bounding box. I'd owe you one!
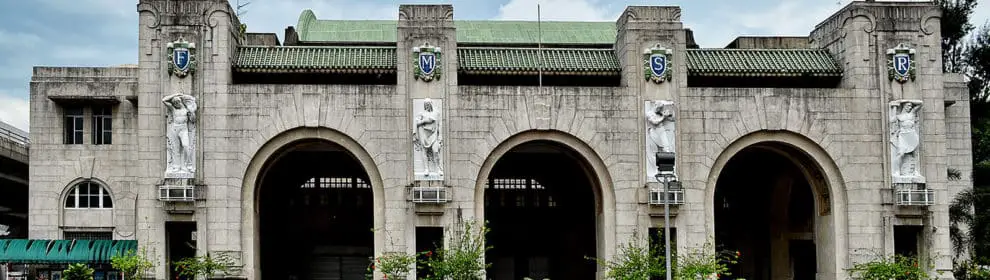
[295,10,616,45]
[233,46,842,77]
[458,47,619,75]
[234,46,396,73]
[686,49,842,76]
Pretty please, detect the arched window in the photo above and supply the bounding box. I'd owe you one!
[64,181,113,209]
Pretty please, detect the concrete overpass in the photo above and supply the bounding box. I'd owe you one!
[0,120,28,238]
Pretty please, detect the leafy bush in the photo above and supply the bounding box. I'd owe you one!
[174,252,235,279]
[849,254,930,280]
[369,251,418,279]
[418,220,491,280]
[588,238,669,280]
[62,263,94,280]
[674,242,738,280]
[110,249,154,280]
[955,260,990,280]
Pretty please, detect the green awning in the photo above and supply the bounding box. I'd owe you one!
[0,239,137,264]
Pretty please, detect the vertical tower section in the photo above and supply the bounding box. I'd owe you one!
[135,0,244,278]
[811,1,950,276]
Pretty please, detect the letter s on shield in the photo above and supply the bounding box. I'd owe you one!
[419,52,436,75]
[650,54,667,77]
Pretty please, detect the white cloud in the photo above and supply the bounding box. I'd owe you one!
[0,92,29,132]
[0,30,42,50]
[495,0,620,21]
[36,0,133,20]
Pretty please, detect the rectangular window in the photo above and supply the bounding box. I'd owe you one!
[64,107,84,144]
[63,231,113,240]
[92,106,113,145]
[894,225,923,257]
[416,227,444,279]
[649,227,677,280]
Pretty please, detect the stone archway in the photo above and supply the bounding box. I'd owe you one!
[705,130,849,280]
[241,127,386,280]
[473,130,616,280]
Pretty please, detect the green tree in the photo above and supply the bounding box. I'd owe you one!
[934,0,978,73]
[949,22,990,264]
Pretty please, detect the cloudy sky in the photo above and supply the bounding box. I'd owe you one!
[0,0,986,132]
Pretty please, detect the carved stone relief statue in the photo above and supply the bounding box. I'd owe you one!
[413,98,443,181]
[889,100,924,183]
[163,93,198,179]
[645,100,676,182]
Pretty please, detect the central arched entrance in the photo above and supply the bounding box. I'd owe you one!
[246,128,384,280]
[475,131,613,280]
[707,131,847,280]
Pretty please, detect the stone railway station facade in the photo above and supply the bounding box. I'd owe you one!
[14,0,974,280]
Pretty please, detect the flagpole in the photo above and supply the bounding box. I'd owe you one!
[537,4,543,90]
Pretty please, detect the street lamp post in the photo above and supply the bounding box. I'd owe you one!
[655,152,677,280]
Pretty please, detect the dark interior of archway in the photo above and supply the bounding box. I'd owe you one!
[484,140,597,280]
[259,141,373,280]
[714,145,816,280]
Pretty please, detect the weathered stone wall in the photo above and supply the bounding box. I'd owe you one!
[678,87,873,279]
[28,66,139,240]
[226,84,405,279]
[944,73,974,260]
[24,1,968,280]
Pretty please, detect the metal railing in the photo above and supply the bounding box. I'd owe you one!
[159,185,197,202]
[649,188,685,205]
[411,186,449,203]
[0,120,29,147]
[894,188,935,206]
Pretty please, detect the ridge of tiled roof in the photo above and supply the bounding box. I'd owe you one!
[234,45,842,77]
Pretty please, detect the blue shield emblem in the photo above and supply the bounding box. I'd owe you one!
[650,54,667,77]
[173,48,190,71]
[419,52,436,75]
[893,53,910,77]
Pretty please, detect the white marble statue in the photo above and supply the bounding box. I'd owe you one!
[413,98,443,180]
[889,100,924,183]
[163,93,198,178]
[645,100,676,182]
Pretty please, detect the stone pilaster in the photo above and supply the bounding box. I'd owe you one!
[136,1,243,279]
[811,2,952,279]
[396,4,457,277]
[615,5,693,257]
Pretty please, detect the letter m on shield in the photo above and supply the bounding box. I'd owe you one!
[419,52,436,75]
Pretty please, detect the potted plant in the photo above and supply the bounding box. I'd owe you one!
[62,263,94,280]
